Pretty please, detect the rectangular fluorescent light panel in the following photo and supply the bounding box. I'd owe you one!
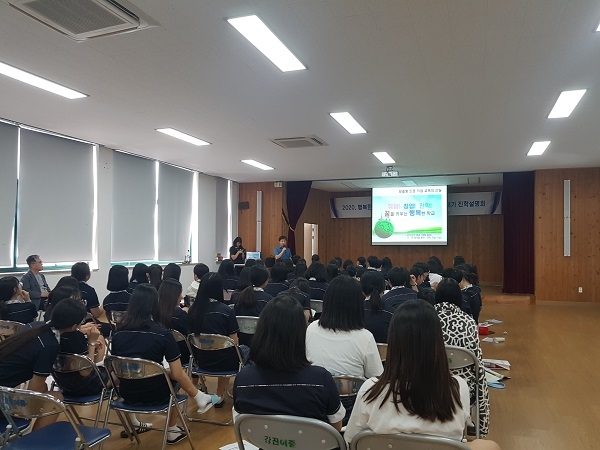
[228,15,306,72]
[330,112,367,134]
[527,141,550,156]
[0,61,87,99]
[548,89,586,118]
[402,179,417,187]
[156,128,210,146]
[373,152,395,164]
[242,159,274,170]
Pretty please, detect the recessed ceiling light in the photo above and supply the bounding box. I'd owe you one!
[548,89,587,118]
[242,159,274,170]
[372,152,395,164]
[228,15,306,72]
[527,141,550,156]
[402,180,417,187]
[156,128,210,146]
[330,112,367,134]
[0,61,87,99]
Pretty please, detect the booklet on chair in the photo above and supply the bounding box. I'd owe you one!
[482,359,511,370]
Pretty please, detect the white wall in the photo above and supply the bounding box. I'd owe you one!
[4,145,221,303]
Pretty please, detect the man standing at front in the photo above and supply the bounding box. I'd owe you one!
[21,255,51,311]
[273,236,292,261]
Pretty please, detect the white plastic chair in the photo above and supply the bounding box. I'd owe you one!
[445,345,480,439]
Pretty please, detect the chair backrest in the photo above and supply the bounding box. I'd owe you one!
[333,375,366,397]
[105,355,166,380]
[110,310,126,324]
[188,333,237,351]
[445,346,477,371]
[235,414,346,450]
[0,386,63,419]
[170,329,193,361]
[53,353,95,374]
[377,343,388,362]
[310,299,323,313]
[0,320,23,340]
[236,316,259,335]
[350,430,470,450]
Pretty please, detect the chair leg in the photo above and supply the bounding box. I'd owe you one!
[175,400,195,450]
[161,405,172,450]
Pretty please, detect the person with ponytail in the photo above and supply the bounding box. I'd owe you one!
[233,266,272,317]
[158,278,190,364]
[188,273,249,408]
[360,270,394,343]
[0,298,89,430]
[111,284,217,445]
[344,300,501,450]
[0,276,37,323]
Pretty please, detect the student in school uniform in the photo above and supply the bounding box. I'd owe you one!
[0,276,37,324]
[304,262,329,300]
[233,266,272,317]
[188,273,249,408]
[127,263,149,294]
[361,270,395,344]
[233,295,345,431]
[0,299,88,430]
[102,265,131,317]
[264,262,289,297]
[158,279,190,365]
[71,262,104,321]
[381,267,418,310]
[112,284,217,445]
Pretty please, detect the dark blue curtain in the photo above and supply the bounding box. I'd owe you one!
[285,181,312,256]
[502,171,535,294]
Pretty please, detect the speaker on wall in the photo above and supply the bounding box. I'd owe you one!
[238,201,250,210]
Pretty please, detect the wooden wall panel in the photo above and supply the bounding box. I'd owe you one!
[237,182,285,257]
[535,168,600,302]
[299,188,503,284]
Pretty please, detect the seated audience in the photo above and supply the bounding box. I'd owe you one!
[112,284,216,444]
[282,277,312,321]
[128,263,149,293]
[185,263,209,302]
[233,295,345,431]
[233,266,272,318]
[148,264,163,289]
[311,254,320,263]
[454,255,466,267]
[356,256,366,267]
[44,285,82,321]
[0,276,37,323]
[381,267,417,309]
[361,270,394,343]
[264,262,289,297]
[306,275,383,424]
[0,299,88,430]
[158,279,190,364]
[53,300,108,398]
[442,268,474,318]
[456,263,483,323]
[345,264,358,279]
[435,278,490,436]
[264,257,276,269]
[355,266,366,279]
[229,267,252,305]
[366,255,380,270]
[326,262,339,282]
[380,256,393,276]
[102,265,131,317]
[344,300,500,450]
[305,262,329,300]
[218,260,238,291]
[286,258,307,283]
[71,262,104,320]
[342,259,354,272]
[189,273,248,407]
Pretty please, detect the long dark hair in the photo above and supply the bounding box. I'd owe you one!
[118,284,159,331]
[319,275,364,331]
[0,299,87,359]
[364,300,462,422]
[305,262,328,282]
[188,273,224,333]
[250,295,310,372]
[0,276,19,302]
[158,279,182,329]
[435,278,462,307]
[47,276,80,307]
[107,265,129,291]
[361,270,385,312]
[235,266,269,310]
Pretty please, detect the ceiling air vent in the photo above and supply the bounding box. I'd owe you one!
[270,135,328,149]
[6,0,159,41]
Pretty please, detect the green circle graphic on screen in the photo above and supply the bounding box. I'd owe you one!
[374,219,394,239]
